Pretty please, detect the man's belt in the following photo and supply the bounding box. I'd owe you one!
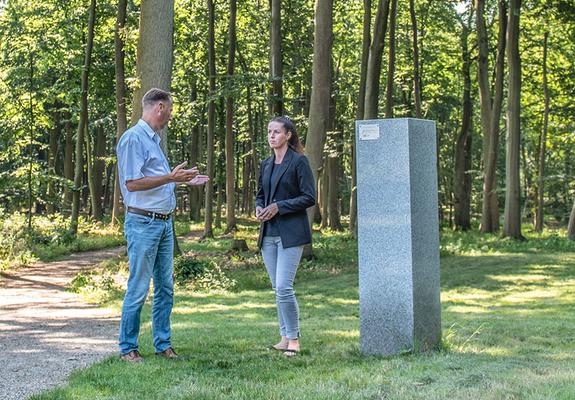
[127,206,171,220]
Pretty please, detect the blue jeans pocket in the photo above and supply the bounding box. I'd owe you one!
[127,213,154,225]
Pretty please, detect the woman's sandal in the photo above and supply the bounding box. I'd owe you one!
[282,349,299,357]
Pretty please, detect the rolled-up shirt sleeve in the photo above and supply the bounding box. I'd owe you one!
[117,135,145,183]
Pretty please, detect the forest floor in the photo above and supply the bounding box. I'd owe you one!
[3,225,575,399]
[0,246,126,400]
[0,226,206,400]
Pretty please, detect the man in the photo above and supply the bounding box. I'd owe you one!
[116,88,208,362]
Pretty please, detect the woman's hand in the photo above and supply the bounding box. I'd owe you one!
[256,203,279,222]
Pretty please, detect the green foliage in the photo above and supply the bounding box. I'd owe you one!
[0,211,37,269]
[173,254,208,285]
[68,272,94,292]
[1,0,575,239]
[67,259,126,304]
[191,260,236,292]
[0,210,123,270]
[440,227,575,256]
[174,254,236,293]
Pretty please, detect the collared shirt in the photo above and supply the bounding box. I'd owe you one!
[116,119,176,214]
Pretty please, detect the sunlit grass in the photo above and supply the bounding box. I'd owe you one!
[30,223,575,399]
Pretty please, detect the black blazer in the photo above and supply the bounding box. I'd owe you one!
[256,147,316,249]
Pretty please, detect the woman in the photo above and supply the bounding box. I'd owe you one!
[256,116,316,357]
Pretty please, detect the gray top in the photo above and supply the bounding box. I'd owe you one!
[263,161,283,237]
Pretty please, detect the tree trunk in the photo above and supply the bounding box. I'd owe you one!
[384,0,397,118]
[103,161,113,212]
[63,118,74,211]
[203,0,216,239]
[305,0,333,215]
[535,31,549,232]
[93,124,106,219]
[111,0,128,226]
[85,126,99,220]
[46,110,61,214]
[454,10,473,231]
[303,0,333,258]
[319,164,328,229]
[242,150,252,213]
[70,0,96,236]
[269,0,284,115]
[364,0,391,119]
[568,200,575,240]
[129,0,174,151]
[225,0,237,233]
[27,52,35,231]
[503,0,523,239]
[409,0,422,118]
[350,0,371,236]
[477,0,507,233]
[215,184,223,230]
[248,86,258,216]
[328,154,342,230]
[189,82,202,222]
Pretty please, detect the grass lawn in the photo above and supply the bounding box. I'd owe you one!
[33,225,575,399]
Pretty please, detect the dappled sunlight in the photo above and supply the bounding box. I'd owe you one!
[501,289,561,303]
[177,289,269,300]
[487,274,550,283]
[170,321,207,329]
[445,305,490,314]
[480,346,516,357]
[331,315,359,321]
[174,301,276,315]
[328,298,359,305]
[546,352,575,362]
[232,312,262,320]
[442,289,494,302]
[323,329,359,339]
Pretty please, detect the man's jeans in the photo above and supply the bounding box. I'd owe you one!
[119,213,174,355]
[261,236,304,339]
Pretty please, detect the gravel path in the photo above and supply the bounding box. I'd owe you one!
[0,247,126,400]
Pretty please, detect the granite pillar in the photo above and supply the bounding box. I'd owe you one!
[355,118,441,356]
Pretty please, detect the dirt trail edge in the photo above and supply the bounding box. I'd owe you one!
[0,246,125,400]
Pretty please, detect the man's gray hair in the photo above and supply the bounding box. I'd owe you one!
[141,88,172,109]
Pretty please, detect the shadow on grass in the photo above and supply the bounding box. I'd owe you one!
[31,247,575,399]
[441,252,575,290]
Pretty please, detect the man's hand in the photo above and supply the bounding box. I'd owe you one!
[170,161,198,183]
[256,203,278,222]
[185,175,210,186]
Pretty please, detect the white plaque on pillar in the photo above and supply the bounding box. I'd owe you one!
[358,124,380,141]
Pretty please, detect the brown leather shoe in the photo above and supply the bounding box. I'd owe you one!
[120,350,143,363]
[155,347,179,359]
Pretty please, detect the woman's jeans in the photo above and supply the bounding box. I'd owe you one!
[261,236,304,340]
[119,213,174,355]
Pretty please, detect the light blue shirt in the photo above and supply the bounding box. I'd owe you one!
[116,119,176,214]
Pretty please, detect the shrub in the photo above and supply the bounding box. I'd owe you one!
[67,269,124,304]
[173,254,208,285]
[173,254,235,292]
[68,272,95,293]
[0,211,37,269]
[192,261,236,292]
